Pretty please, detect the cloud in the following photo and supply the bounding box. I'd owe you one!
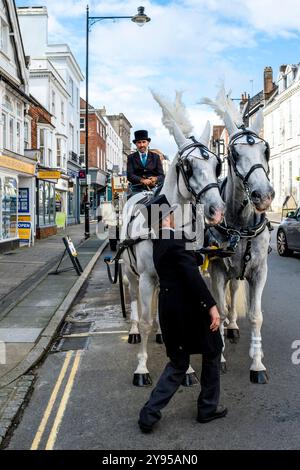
[16,0,300,154]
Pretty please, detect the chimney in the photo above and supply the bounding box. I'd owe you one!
[264,66,274,99]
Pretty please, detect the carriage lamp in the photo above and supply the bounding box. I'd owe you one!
[84,6,151,239]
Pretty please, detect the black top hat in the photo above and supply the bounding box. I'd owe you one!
[133,129,151,144]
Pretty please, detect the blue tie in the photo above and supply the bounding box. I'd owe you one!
[141,153,147,167]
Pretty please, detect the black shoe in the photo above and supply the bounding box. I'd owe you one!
[138,420,153,434]
[197,406,228,423]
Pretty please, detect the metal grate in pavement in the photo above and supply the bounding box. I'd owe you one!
[51,336,90,353]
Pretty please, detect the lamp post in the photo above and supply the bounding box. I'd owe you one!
[84,5,151,239]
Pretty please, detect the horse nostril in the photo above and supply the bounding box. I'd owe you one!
[251,190,261,200]
[209,206,216,216]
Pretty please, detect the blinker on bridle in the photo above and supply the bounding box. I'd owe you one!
[176,137,222,202]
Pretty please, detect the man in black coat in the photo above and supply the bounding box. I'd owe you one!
[127,130,165,193]
[138,213,227,433]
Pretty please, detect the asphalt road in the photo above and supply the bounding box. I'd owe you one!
[6,228,300,450]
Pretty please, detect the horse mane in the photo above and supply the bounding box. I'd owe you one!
[150,89,193,138]
[199,83,244,128]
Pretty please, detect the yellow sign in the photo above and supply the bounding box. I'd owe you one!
[112,176,128,192]
[18,219,31,242]
[19,215,31,222]
[38,170,61,180]
[0,155,35,175]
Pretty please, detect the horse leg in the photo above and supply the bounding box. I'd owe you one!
[226,279,240,344]
[126,268,141,344]
[133,273,155,387]
[153,287,164,344]
[210,267,228,373]
[247,269,268,384]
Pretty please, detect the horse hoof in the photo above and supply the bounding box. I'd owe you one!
[250,370,268,384]
[227,329,240,344]
[221,362,227,374]
[128,334,141,344]
[133,373,152,387]
[155,334,164,344]
[181,372,199,387]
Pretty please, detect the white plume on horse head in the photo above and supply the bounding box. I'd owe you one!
[199,84,244,137]
[150,89,192,149]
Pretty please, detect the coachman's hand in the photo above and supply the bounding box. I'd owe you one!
[209,305,221,332]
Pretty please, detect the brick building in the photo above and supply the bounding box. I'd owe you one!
[80,98,107,218]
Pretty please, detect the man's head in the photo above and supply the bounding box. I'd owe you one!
[133,130,151,153]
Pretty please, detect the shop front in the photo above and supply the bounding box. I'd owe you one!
[89,169,107,220]
[0,154,36,253]
[36,169,61,239]
[67,168,80,225]
[55,176,68,229]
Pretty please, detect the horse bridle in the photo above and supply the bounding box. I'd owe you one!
[176,138,222,202]
[227,129,270,198]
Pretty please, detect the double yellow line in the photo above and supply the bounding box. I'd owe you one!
[31,350,82,450]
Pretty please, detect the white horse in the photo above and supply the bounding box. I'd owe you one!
[201,88,275,383]
[120,91,225,386]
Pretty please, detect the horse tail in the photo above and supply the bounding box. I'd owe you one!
[226,279,248,318]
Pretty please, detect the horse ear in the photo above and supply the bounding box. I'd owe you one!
[199,120,210,147]
[224,110,238,137]
[250,108,263,135]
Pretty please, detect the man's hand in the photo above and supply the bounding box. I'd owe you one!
[141,178,152,187]
[209,305,221,332]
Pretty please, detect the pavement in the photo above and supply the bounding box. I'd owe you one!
[0,221,108,446]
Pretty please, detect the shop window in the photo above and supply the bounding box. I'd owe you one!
[38,180,55,227]
[1,176,17,239]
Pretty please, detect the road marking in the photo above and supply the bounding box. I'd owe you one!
[31,351,73,450]
[45,350,82,450]
[62,330,128,338]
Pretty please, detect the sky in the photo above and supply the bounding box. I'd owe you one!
[15,0,300,157]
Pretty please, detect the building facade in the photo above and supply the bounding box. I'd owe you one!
[106,112,132,174]
[80,98,107,219]
[0,0,37,252]
[17,6,84,227]
[264,64,300,211]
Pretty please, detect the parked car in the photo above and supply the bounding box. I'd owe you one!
[277,207,300,256]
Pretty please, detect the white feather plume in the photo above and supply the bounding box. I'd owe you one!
[199,83,244,128]
[150,89,193,137]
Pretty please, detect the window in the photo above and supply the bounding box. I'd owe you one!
[97,147,100,167]
[69,77,74,104]
[39,128,45,165]
[57,138,61,167]
[2,113,6,148]
[69,124,74,151]
[24,120,29,149]
[16,102,22,118]
[288,100,292,139]
[80,117,85,130]
[0,18,8,54]
[61,101,65,124]
[51,90,56,116]
[270,114,274,147]
[3,95,13,112]
[16,121,21,154]
[76,87,79,111]
[48,148,52,167]
[38,180,55,227]
[289,160,293,194]
[1,176,18,239]
[9,117,13,151]
[97,120,100,134]
[80,144,85,165]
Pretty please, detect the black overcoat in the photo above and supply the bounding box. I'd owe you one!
[153,229,223,357]
[127,151,165,185]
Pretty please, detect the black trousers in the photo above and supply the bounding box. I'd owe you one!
[139,350,221,426]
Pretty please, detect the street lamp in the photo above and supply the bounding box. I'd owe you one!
[84,5,151,239]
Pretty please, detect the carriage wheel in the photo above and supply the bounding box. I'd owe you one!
[119,263,127,318]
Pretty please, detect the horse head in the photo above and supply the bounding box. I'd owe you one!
[200,87,275,213]
[151,90,225,225]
